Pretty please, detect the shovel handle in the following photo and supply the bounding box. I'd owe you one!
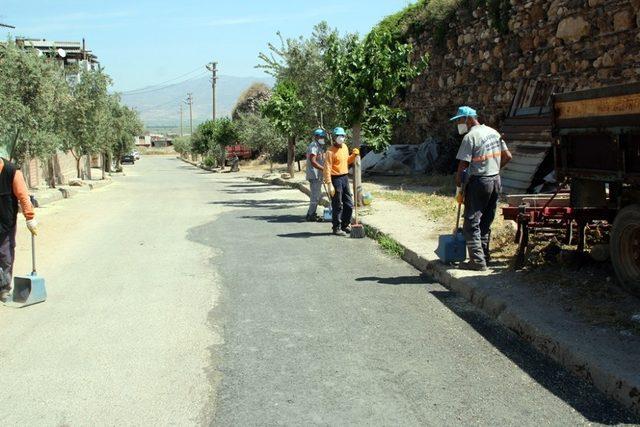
[31,233,36,275]
[454,202,462,235]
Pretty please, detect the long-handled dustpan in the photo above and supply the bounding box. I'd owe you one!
[435,202,467,264]
[3,234,46,308]
[322,182,333,221]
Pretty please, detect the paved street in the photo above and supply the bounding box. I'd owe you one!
[0,156,636,425]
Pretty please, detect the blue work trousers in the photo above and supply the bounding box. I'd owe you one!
[463,175,501,265]
[330,174,353,230]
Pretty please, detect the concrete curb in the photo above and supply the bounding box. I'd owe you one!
[31,179,113,208]
[245,173,640,415]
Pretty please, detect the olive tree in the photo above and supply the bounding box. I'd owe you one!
[61,69,111,178]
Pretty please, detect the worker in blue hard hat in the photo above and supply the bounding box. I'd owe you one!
[305,128,327,222]
[323,127,359,236]
[451,106,512,271]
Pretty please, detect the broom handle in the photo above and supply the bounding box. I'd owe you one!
[455,202,462,234]
[353,164,358,225]
[31,233,36,275]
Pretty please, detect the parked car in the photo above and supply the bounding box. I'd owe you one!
[121,154,135,165]
[132,150,140,160]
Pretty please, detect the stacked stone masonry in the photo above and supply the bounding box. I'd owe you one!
[396,0,640,145]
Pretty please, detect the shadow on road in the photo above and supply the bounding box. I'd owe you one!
[208,199,306,210]
[277,232,334,238]
[430,289,640,424]
[242,214,307,224]
[222,187,289,195]
[356,274,432,286]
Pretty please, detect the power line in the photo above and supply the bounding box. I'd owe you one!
[119,69,208,95]
[131,95,187,113]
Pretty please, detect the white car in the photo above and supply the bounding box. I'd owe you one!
[132,151,140,160]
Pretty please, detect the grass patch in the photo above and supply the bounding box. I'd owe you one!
[365,225,406,258]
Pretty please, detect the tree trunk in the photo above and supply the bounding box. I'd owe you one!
[72,152,81,179]
[87,156,92,180]
[287,136,296,178]
[47,157,56,188]
[351,122,363,206]
[352,122,362,148]
[105,153,112,173]
[101,154,106,180]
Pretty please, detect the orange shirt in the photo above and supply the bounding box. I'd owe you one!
[0,159,35,220]
[323,144,356,182]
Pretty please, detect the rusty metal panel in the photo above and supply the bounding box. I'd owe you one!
[555,92,640,121]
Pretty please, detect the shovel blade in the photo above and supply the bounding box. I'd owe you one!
[323,207,333,221]
[3,274,47,308]
[435,232,467,264]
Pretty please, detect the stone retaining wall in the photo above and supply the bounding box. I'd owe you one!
[396,0,640,145]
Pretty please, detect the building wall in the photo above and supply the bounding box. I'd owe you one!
[395,0,640,146]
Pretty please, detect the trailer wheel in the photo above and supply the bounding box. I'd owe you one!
[611,204,640,296]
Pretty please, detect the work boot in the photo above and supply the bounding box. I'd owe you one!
[332,228,347,237]
[458,261,488,272]
[308,213,323,222]
[341,225,352,234]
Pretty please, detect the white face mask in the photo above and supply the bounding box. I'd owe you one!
[457,123,468,135]
[317,138,325,145]
[336,136,345,144]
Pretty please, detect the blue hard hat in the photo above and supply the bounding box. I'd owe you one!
[450,106,478,121]
[333,127,346,136]
[314,128,326,137]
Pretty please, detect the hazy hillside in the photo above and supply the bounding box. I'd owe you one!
[119,75,274,129]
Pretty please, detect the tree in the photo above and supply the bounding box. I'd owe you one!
[232,83,271,120]
[324,27,427,151]
[61,69,111,178]
[261,80,305,177]
[173,136,192,158]
[236,112,281,173]
[0,39,68,167]
[212,117,238,169]
[191,120,216,159]
[258,22,340,132]
[103,96,142,172]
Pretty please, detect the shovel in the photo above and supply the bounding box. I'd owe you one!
[3,234,47,308]
[322,182,333,221]
[435,201,467,264]
[350,155,365,239]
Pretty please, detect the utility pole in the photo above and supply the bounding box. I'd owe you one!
[186,93,193,135]
[206,62,217,121]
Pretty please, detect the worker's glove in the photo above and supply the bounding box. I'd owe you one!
[352,148,360,156]
[26,219,38,236]
[455,187,464,205]
[328,183,336,197]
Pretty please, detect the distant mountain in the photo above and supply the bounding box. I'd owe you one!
[119,75,274,129]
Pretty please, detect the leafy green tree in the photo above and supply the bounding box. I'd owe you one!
[236,112,282,173]
[261,80,305,177]
[191,120,216,167]
[212,117,238,169]
[102,95,142,172]
[258,22,339,132]
[0,39,68,166]
[61,69,111,178]
[325,27,426,151]
[173,136,192,158]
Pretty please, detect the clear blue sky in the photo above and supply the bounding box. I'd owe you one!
[1,1,413,92]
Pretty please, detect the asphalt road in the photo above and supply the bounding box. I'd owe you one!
[0,157,637,426]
